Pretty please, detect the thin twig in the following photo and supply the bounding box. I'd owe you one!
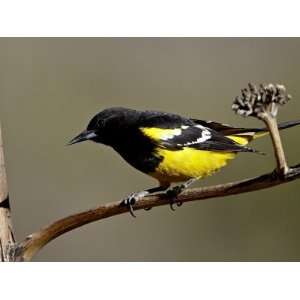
[0,124,15,261]
[259,114,289,174]
[11,164,300,261]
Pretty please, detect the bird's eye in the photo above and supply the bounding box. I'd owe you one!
[96,118,104,128]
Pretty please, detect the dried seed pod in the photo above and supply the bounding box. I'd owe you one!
[232,83,292,118]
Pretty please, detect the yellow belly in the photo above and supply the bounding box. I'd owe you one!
[150,147,236,183]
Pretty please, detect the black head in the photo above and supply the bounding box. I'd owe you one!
[68,107,139,146]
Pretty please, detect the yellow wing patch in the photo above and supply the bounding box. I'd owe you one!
[141,127,182,142]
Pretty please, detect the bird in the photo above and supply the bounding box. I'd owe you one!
[68,107,300,217]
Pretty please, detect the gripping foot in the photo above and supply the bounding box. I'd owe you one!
[120,191,149,217]
[166,177,200,211]
[120,184,170,217]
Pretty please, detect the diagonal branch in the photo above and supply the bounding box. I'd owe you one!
[11,164,300,261]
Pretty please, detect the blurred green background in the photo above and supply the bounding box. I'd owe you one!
[0,38,300,261]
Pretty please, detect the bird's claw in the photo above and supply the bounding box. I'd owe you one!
[166,186,183,211]
[169,199,183,211]
[120,194,137,218]
[121,190,149,217]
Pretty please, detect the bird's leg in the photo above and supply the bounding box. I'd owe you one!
[166,177,200,210]
[121,184,170,217]
[142,185,171,211]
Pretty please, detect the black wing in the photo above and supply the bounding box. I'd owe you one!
[138,112,258,153]
[191,119,264,135]
[159,124,257,153]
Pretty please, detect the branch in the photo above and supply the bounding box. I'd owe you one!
[0,124,15,261]
[11,164,300,261]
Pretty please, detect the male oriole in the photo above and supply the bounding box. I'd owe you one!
[68,107,300,216]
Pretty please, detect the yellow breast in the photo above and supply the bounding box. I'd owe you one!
[150,147,236,183]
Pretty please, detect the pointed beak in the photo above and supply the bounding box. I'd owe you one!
[67,130,97,146]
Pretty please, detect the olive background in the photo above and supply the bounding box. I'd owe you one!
[0,38,300,261]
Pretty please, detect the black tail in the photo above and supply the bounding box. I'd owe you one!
[277,120,300,131]
[220,119,300,135]
[193,119,300,135]
[223,119,300,155]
